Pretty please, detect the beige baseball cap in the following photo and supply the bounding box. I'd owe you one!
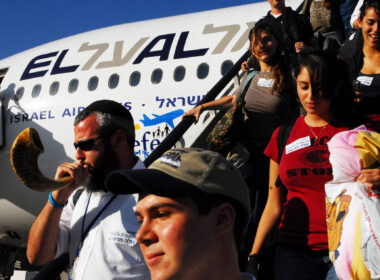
[105,148,250,216]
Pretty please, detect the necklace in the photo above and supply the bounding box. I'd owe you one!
[261,72,271,80]
[308,124,327,141]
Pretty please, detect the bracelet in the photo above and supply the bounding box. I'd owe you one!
[48,192,67,209]
[200,104,204,110]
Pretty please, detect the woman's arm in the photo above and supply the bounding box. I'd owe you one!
[182,95,237,122]
[250,159,285,255]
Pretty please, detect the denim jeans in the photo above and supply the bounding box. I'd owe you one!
[340,0,359,37]
[274,245,338,280]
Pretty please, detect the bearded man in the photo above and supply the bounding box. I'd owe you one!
[27,100,150,280]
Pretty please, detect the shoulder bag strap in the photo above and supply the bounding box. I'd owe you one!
[80,194,117,244]
[240,70,259,100]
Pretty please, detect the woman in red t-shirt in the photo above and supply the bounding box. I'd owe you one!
[248,51,378,279]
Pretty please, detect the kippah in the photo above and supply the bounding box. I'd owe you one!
[86,100,133,120]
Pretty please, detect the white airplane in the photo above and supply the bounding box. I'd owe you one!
[0,0,301,278]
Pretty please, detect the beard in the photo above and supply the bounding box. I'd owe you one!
[85,141,120,192]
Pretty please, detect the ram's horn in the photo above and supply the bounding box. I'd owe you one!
[10,127,73,192]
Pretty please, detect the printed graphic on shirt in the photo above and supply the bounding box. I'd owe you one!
[285,136,333,178]
[299,146,329,167]
[108,231,137,247]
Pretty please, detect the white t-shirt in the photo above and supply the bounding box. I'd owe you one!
[56,159,150,280]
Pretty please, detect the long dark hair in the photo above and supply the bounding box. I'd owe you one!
[294,51,357,125]
[248,23,290,93]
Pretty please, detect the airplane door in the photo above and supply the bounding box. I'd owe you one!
[0,68,8,148]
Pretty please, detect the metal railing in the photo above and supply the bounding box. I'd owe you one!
[143,49,250,166]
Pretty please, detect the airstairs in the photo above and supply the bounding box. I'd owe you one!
[144,50,250,166]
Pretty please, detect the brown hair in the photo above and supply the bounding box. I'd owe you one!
[248,23,290,93]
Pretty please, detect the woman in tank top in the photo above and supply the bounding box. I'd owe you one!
[342,0,380,131]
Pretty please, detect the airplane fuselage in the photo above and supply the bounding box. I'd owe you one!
[0,0,301,269]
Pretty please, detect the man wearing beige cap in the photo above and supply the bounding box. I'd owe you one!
[106,148,255,280]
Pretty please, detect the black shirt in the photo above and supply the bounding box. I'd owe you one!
[256,8,314,56]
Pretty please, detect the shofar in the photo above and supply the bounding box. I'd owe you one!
[10,127,73,192]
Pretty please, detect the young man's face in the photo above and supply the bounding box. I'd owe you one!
[267,0,285,9]
[135,194,217,280]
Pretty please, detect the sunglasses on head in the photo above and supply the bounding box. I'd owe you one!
[74,135,104,151]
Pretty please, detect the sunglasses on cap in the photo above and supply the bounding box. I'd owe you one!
[74,135,104,151]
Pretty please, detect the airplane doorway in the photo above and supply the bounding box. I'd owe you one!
[0,68,8,147]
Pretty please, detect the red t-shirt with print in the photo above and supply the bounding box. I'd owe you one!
[264,116,347,251]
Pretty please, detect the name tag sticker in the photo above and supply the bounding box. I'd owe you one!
[257,78,274,87]
[285,136,311,154]
[357,76,373,86]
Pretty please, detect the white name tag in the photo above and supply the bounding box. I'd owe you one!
[285,136,311,154]
[357,76,373,86]
[257,78,274,87]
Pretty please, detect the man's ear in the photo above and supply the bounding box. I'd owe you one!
[215,203,236,237]
[112,129,126,144]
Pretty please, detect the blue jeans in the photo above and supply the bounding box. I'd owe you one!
[274,245,338,280]
[340,0,359,37]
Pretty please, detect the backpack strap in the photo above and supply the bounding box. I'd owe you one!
[73,188,84,206]
[275,119,296,188]
[240,70,259,100]
[277,120,295,162]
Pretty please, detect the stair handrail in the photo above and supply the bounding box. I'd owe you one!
[143,49,250,166]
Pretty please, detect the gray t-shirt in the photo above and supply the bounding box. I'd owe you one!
[234,71,296,151]
[235,71,283,119]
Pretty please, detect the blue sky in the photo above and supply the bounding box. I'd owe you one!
[0,0,257,60]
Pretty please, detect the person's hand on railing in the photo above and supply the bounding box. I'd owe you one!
[182,104,204,123]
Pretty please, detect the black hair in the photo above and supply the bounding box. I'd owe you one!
[294,50,356,125]
[74,100,135,150]
[190,193,247,249]
[360,0,380,20]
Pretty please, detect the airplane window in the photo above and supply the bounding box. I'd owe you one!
[49,81,59,96]
[108,74,119,89]
[32,84,41,98]
[197,63,209,79]
[15,87,24,100]
[151,69,163,84]
[129,71,140,87]
[221,60,233,76]
[68,79,79,93]
[88,76,99,91]
[174,66,185,82]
